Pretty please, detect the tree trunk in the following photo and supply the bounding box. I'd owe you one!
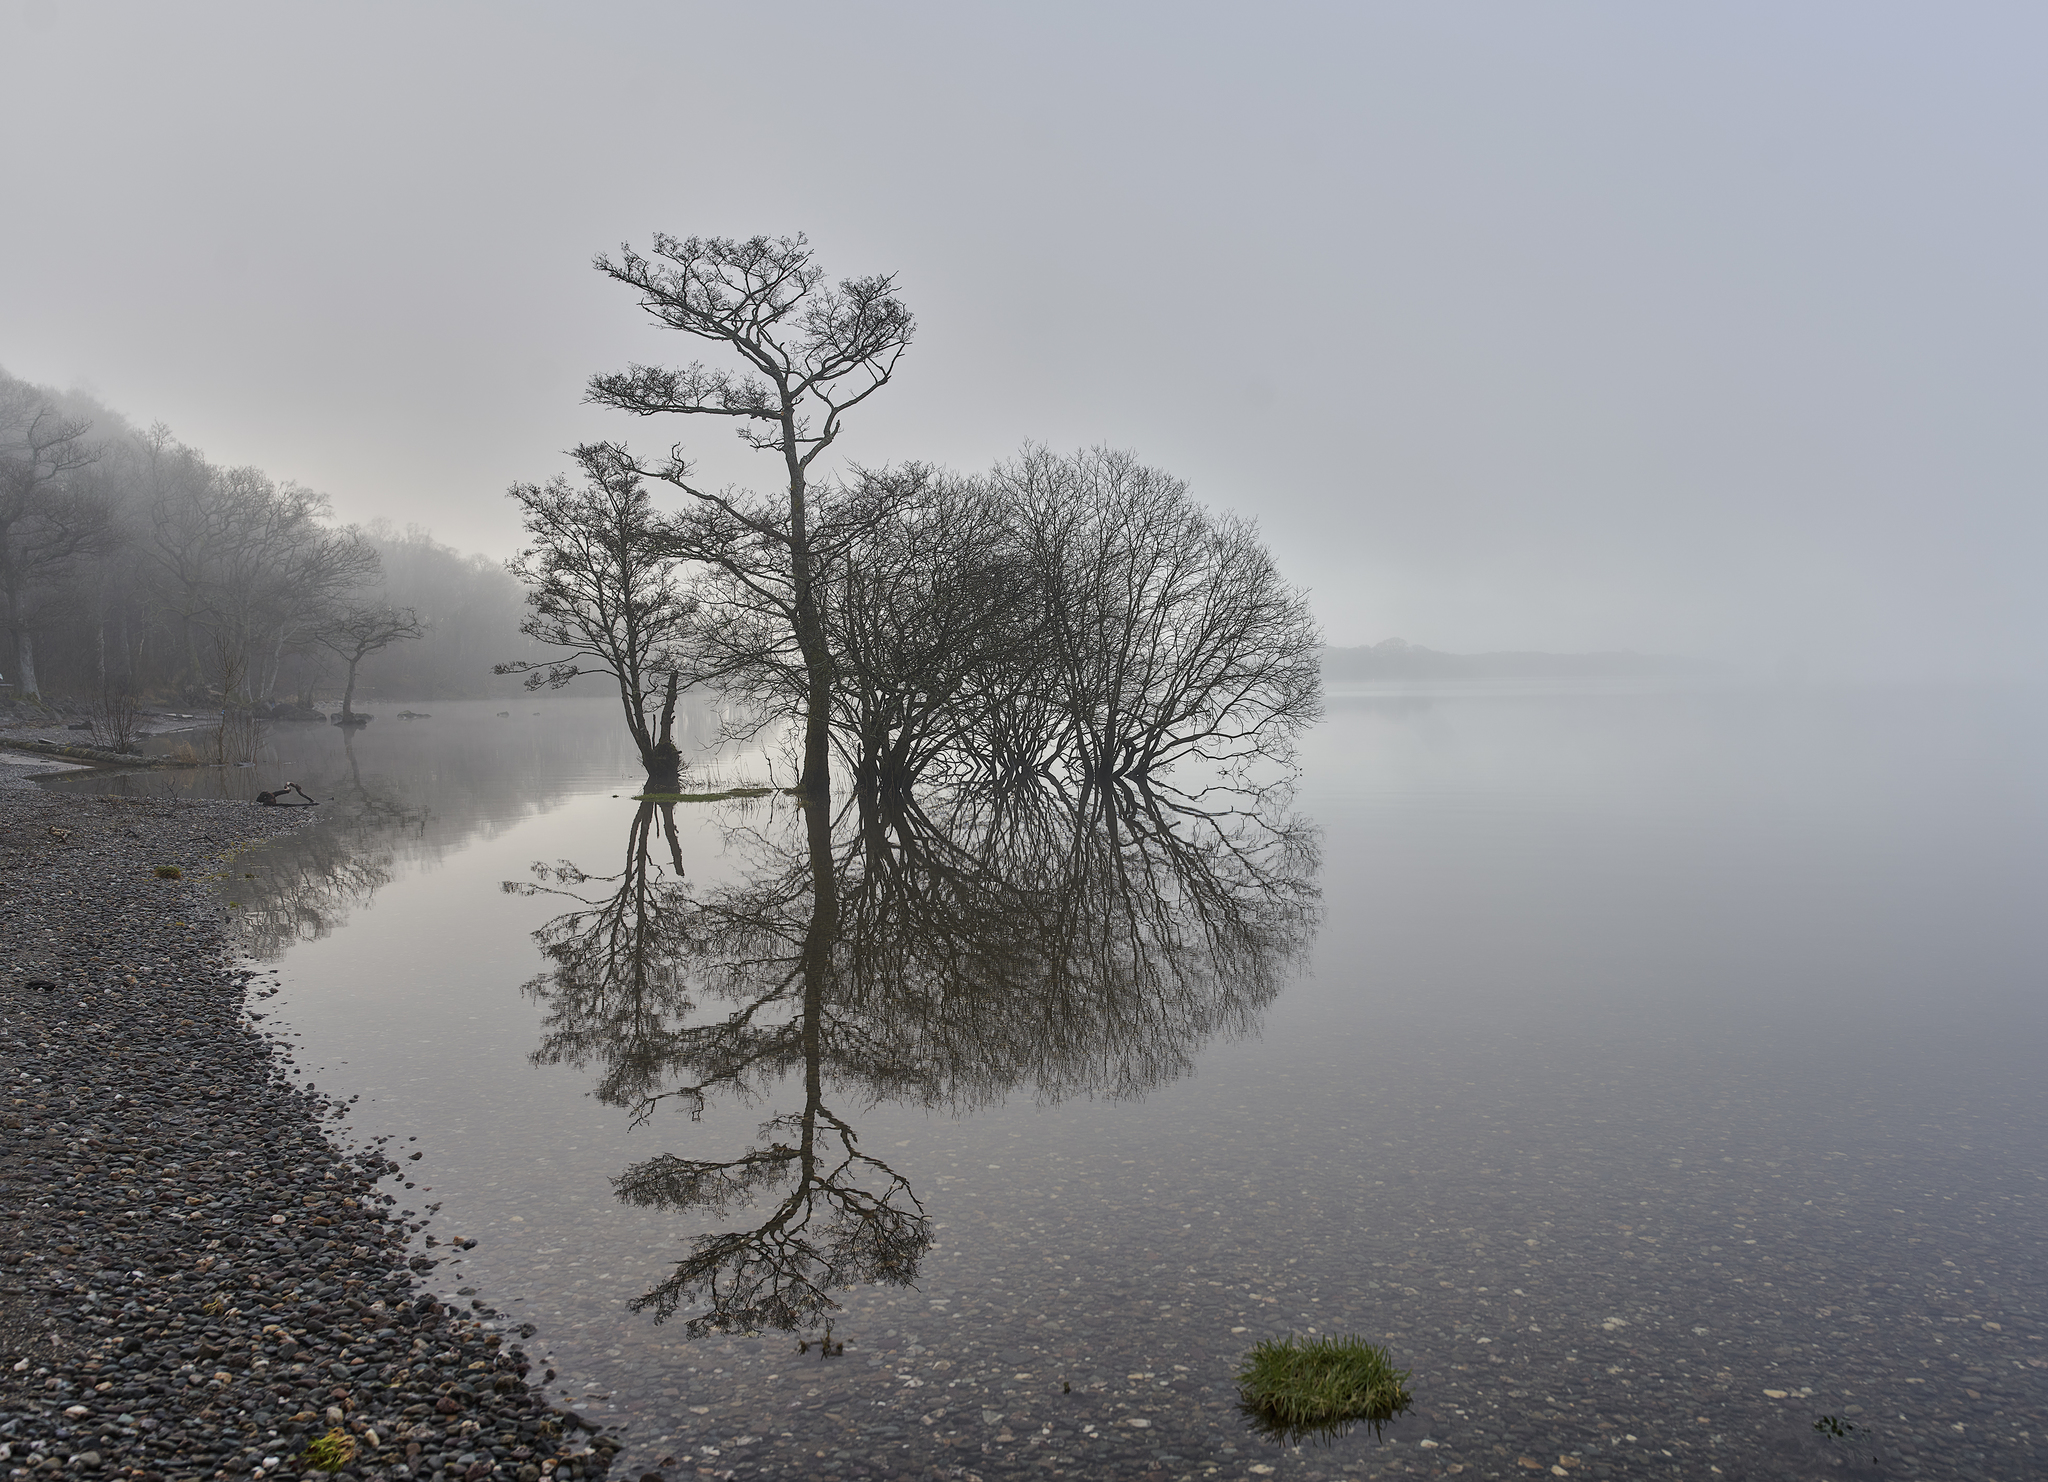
[615,653,656,774]
[2,566,36,701]
[786,429,833,802]
[12,631,35,703]
[644,671,682,791]
[797,621,832,800]
[341,656,360,719]
[657,669,679,752]
[263,627,289,702]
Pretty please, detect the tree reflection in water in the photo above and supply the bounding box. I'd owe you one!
[233,733,422,955]
[514,773,1319,1339]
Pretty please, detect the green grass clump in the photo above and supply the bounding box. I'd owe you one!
[302,1428,357,1471]
[1236,1333,1413,1441]
[153,865,183,880]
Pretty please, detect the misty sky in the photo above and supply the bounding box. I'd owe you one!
[4,2,2044,677]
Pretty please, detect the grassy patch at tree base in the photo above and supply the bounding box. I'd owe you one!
[632,786,803,803]
[1236,1333,1413,1442]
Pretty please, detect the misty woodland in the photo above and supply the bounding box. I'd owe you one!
[0,373,529,716]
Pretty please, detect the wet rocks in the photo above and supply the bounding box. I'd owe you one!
[0,777,618,1482]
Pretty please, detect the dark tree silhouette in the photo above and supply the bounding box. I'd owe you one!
[497,443,695,784]
[994,446,1323,783]
[316,604,424,724]
[827,466,1043,797]
[587,233,914,801]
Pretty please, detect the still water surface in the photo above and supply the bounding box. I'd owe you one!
[51,688,2048,1479]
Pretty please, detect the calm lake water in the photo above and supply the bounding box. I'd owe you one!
[48,687,2048,1480]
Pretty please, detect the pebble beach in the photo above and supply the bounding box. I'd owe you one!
[0,761,620,1482]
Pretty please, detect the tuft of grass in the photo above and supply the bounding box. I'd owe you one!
[303,1428,357,1472]
[154,865,183,880]
[1236,1333,1413,1442]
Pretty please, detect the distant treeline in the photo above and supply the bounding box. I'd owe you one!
[0,366,545,707]
[1322,638,1712,682]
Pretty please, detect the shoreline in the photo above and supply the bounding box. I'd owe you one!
[0,740,181,770]
[0,775,620,1482]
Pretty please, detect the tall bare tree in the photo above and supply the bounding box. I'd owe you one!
[0,383,113,699]
[588,233,914,800]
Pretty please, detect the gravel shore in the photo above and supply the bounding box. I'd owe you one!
[0,772,620,1482]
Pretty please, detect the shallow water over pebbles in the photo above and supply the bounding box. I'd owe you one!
[53,686,2048,1479]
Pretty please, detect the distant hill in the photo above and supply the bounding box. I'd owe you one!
[1321,638,1713,682]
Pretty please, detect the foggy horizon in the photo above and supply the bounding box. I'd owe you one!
[7,10,2047,1473]
[6,3,2045,680]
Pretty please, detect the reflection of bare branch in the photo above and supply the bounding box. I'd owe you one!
[519,769,1317,1340]
[617,1139,799,1217]
[232,825,396,957]
[229,744,426,955]
[617,1104,930,1337]
[516,800,705,1108]
[836,776,1320,1109]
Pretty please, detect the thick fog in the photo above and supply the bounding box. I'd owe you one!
[4,2,2044,679]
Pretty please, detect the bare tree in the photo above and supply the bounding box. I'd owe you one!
[994,447,1323,783]
[497,443,695,782]
[826,466,1042,796]
[84,679,142,754]
[316,603,425,724]
[0,383,114,700]
[143,432,380,701]
[588,233,914,799]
